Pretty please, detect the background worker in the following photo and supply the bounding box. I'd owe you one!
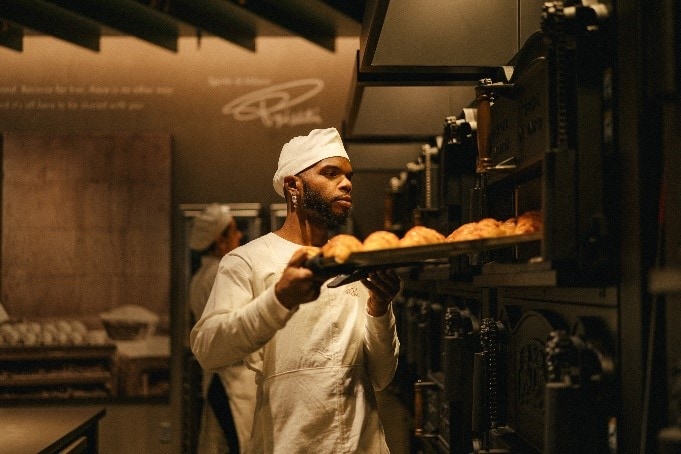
[188,203,256,453]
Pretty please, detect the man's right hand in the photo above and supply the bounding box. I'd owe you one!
[274,247,324,310]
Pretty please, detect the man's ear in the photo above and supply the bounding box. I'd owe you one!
[284,175,298,194]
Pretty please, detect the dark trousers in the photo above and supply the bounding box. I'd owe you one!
[207,373,240,454]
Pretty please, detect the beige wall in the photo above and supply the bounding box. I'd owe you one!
[2,132,171,320]
[0,35,358,205]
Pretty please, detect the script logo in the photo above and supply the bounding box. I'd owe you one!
[221,79,324,128]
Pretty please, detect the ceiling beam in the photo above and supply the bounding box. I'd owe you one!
[0,0,100,52]
[316,0,365,23]
[143,0,257,51]
[359,0,388,70]
[0,20,23,52]
[46,0,178,52]
[227,0,336,51]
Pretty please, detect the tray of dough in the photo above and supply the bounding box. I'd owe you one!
[305,212,543,287]
[305,232,542,288]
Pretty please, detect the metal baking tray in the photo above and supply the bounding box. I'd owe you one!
[305,232,542,287]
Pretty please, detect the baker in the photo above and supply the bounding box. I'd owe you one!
[187,203,256,453]
[191,127,401,453]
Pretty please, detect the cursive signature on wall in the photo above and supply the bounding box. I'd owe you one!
[221,79,325,128]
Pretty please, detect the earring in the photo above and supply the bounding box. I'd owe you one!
[291,194,298,209]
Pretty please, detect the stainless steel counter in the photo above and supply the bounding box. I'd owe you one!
[1,406,105,454]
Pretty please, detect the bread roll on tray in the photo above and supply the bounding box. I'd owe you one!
[447,211,543,242]
[446,222,481,242]
[363,230,400,251]
[474,218,506,238]
[398,225,446,247]
[500,218,518,235]
[320,234,364,263]
[514,210,543,234]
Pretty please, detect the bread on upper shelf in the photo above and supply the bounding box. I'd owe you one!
[500,218,518,235]
[514,210,543,234]
[447,211,543,242]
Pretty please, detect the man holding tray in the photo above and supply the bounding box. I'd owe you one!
[191,127,401,453]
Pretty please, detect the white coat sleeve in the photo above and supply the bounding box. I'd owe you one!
[190,253,295,371]
[363,303,400,391]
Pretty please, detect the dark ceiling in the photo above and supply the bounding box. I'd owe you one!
[0,0,366,53]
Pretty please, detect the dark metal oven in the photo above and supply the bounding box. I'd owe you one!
[407,2,624,453]
[470,2,617,286]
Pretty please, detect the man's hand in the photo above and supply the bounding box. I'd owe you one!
[275,248,324,310]
[362,269,401,317]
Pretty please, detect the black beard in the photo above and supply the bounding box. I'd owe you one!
[301,181,349,230]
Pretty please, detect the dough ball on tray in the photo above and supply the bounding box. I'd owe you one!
[515,210,543,234]
[446,218,505,242]
[321,234,364,263]
[474,218,506,238]
[446,222,481,242]
[446,211,543,242]
[399,226,446,247]
[363,231,400,251]
[500,218,518,235]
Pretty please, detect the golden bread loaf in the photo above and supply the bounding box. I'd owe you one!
[500,218,518,235]
[514,210,543,234]
[446,222,481,242]
[447,211,543,242]
[363,230,400,251]
[474,218,506,238]
[320,234,363,263]
[399,226,446,247]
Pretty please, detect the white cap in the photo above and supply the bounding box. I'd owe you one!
[188,204,233,251]
[272,128,350,197]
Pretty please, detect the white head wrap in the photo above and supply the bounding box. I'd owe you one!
[188,203,233,251]
[272,128,350,197]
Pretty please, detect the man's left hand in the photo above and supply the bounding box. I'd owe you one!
[361,269,401,317]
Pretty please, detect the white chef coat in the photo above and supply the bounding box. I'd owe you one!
[191,233,400,453]
[189,254,257,453]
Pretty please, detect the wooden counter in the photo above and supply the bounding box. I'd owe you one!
[1,407,105,454]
